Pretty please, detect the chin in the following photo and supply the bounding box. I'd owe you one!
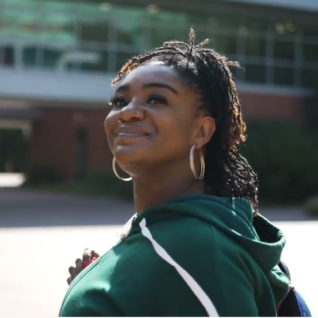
[113,144,148,170]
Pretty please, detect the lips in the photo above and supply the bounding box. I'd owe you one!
[115,126,149,139]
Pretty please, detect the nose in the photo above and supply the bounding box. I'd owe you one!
[118,101,143,123]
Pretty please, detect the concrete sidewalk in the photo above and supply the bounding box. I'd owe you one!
[0,188,317,317]
[0,173,25,188]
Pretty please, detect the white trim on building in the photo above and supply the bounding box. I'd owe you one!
[0,69,311,107]
[225,0,318,12]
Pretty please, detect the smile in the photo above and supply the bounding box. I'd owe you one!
[115,125,150,141]
[117,132,149,139]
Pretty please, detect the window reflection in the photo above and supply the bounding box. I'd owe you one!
[302,69,318,87]
[0,46,14,66]
[244,19,269,33]
[80,20,110,44]
[115,51,139,73]
[274,66,294,86]
[246,36,266,57]
[303,43,318,63]
[0,0,317,88]
[245,64,266,83]
[274,37,295,60]
[214,35,237,56]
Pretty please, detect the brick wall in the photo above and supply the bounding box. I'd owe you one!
[29,108,111,181]
[239,92,303,120]
[28,92,304,180]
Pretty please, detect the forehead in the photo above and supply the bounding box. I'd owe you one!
[119,64,183,87]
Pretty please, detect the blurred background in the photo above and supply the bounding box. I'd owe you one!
[1,0,318,316]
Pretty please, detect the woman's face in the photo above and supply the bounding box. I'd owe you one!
[104,64,215,175]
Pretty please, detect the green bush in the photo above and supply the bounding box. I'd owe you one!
[241,122,318,204]
[25,164,62,185]
[304,196,318,216]
[84,169,133,200]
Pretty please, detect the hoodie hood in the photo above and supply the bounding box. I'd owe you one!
[135,194,290,306]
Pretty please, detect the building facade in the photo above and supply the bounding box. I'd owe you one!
[0,0,317,178]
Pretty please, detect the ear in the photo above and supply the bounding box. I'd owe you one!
[193,116,216,149]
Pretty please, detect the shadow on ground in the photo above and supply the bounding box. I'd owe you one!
[0,188,315,228]
[0,188,134,228]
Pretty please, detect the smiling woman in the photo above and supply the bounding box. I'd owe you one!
[59,29,295,317]
[105,62,217,207]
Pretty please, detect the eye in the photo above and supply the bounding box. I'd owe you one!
[110,96,127,108]
[147,94,168,105]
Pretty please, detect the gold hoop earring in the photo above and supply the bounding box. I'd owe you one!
[189,145,205,180]
[112,157,132,182]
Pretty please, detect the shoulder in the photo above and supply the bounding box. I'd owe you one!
[116,214,221,280]
[109,216,215,316]
[114,215,258,316]
[112,215,216,282]
[142,214,221,256]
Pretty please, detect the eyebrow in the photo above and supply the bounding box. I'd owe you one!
[115,83,179,95]
[142,83,179,95]
[115,84,130,94]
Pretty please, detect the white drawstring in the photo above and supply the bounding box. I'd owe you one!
[116,214,136,240]
[139,219,219,317]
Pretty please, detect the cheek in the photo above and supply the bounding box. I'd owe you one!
[153,109,194,148]
[104,111,117,143]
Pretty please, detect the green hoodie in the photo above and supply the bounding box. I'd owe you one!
[59,195,290,317]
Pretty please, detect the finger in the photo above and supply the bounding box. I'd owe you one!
[75,258,83,274]
[68,266,77,279]
[82,248,92,268]
[83,248,92,257]
[91,250,100,258]
[67,277,72,285]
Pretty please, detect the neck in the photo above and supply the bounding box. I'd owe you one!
[132,162,204,214]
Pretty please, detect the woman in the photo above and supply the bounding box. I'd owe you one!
[59,29,290,316]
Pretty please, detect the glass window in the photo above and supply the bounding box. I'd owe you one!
[274,66,294,86]
[59,48,107,73]
[244,63,266,83]
[22,45,73,69]
[0,6,40,39]
[42,47,64,69]
[0,46,14,66]
[113,5,153,48]
[0,0,78,43]
[80,20,110,44]
[231,65,245,82]
[243,19,269,33]
[22,46,37,67]
[302,24,318,38]
[214,35,237,55]
[303,43,318,63]
[271,22,297,35]
[186,12,209,27]
[116,20,149,48]
[43,0,73,12]
[214,15,241,30]
[115,51,139,72]
[75,49,108,73]
[302,69,318,87]
[245,36,266,57]
[149,23,184,48]
[41,12,76,44]
[191,25,214,45]
[273,38,295,60]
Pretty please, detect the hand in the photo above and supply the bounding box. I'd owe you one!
[67,248,100,285]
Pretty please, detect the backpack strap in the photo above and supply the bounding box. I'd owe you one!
[277,261,311,317]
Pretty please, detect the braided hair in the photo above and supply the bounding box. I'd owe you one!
[112,28,259,214]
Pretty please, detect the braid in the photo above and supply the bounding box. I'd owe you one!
[112,28,259,214]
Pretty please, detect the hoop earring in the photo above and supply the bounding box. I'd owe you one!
[112,158,132,182]
[189,145,205,180]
